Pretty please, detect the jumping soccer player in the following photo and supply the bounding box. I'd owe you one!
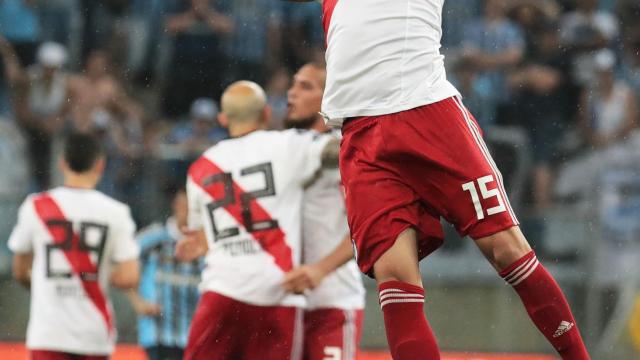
[9,133,140,360]
[178,81,338,360]
[289,0,590,359]
[282,62,366,360]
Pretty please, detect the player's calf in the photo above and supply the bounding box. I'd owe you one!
[477,227,590,360]
[374,229,440,360]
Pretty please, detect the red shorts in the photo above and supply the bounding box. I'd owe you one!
[29,350,107,360]
[303,309,363,360]
[340,97,518,276]
[184,291,302,360]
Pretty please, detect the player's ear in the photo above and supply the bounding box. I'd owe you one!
[94,156,106,174]
[218,113,229,128]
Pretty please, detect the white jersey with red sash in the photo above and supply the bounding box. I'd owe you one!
[8,187,139,355]
[187,129,331,307]
[303,130,365,311]
[321,0,460,126]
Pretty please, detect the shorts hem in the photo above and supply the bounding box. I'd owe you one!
[360,223,415,279]
[29,348,111,357]
[467,223,519,240]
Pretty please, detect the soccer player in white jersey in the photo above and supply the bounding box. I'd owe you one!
[9,133,140,360]
[288,1,590,359]
[179,81,339,360]
[281,63,366,360]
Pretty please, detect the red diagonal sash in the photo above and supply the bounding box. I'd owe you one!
[33,194,113,334]
[189,157,293,272]
[323,0,339,45]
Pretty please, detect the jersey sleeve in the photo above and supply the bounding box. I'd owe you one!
[7,197,35,254]
[110,207,140,262]
[186,176,204,230]
[286,130,333,185]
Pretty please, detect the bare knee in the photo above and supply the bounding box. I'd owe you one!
[373,228,423,287]
[475,226,532,271]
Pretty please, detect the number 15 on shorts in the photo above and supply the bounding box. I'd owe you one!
[462,175,506,220]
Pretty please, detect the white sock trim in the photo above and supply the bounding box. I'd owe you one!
[380,298,425,309]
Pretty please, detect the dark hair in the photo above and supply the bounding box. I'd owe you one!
[165,183,187,198]
[63,133,103,173]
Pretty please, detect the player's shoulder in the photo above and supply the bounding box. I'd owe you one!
[241,129,301,142]
[20,191,42,205]
[19,189,62,210]
[201,129,298,157]
[282,128,334,142]
[16,192,42,216]
[87,190,133,218]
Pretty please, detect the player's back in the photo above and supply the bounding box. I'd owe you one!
[187,129,330,307]
[322,0,459,125]
[8,186,138,355]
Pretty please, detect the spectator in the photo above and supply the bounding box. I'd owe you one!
[223,0,283,86]
[450,58,497,130]
[128,0,174,85]
[554,51,640,218]
[0,40,70,190]
[66,50,145,209]
[560,0,619,85]
[281,1,324,70]
[157,98,227,188]
[0,117,28,275]
[92,106,145,210]
[462,0,525,124]
[161,98,227,159]
[508,22,576,211]
[508,1,561,55]
[126,188,201,360]
[162,0,234,117]
[68,50,143,132]
[0,0,41,66]
[79,0,132,63]
[265,67,290,129]
[617,0,640,45]
[442,0,481,49]
[578,50,638,150]
[619,37,640,106]
[39,0,80,50]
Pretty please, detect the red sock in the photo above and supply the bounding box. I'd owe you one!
[378,281,440,360]
[501,251,590,359]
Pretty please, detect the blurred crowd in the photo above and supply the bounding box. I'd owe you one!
[442,0,640,257]
[1,0,640,265]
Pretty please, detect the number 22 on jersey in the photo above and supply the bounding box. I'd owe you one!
[204,162,279,241]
